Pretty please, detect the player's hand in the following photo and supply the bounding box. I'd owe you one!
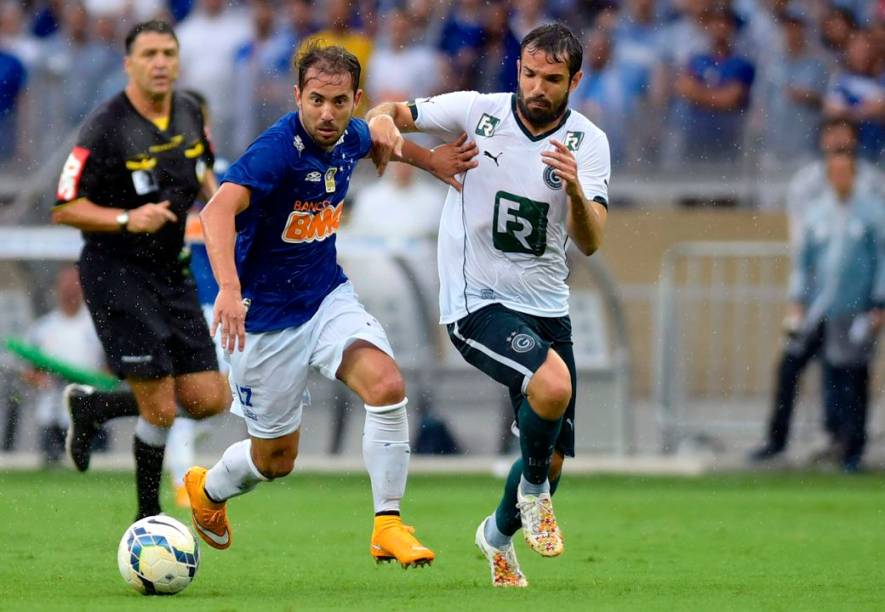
[213,288,247,353]
[429,132,479,192]
[127,200,177,233]
[541,140,582,199]
[368,114,404,176]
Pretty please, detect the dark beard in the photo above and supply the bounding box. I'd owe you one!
[516,89,569,128]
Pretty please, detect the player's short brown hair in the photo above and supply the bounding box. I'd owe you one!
[294,43,361,94]
[519,24,583,79]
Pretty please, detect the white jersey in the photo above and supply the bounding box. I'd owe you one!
[411,91,610,323]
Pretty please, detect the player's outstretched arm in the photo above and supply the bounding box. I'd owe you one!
[365,101,418,133]
[201,182,250,353]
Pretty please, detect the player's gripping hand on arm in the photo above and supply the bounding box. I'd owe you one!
[412,133,478,192]
[366,99,479,191]
[201,183,251,353]
[542,138,609,256]
[367,114,404,176]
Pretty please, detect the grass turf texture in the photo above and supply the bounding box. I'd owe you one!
[0,471,883,611]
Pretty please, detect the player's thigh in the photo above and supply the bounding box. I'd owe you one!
[227,326,312,440]
[128,377,177,427]
[447,304,550,396]
[308,283,402,403]
[79,256,175,379]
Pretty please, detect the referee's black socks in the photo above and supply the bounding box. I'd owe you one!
[133,437,165,520]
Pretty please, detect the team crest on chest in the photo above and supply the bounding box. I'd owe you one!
[324,168,337,193]
[475,113,500,137]
[543,165,562,190]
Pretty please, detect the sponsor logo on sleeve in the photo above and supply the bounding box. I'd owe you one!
[475,113,500,137]
[56,147,90,201]
[563,131,584,152]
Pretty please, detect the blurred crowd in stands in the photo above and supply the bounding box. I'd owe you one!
[0,0,882,184]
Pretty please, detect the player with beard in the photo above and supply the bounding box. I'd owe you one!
[366,23,610,586]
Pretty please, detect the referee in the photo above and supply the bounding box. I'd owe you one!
[52,20,229,521]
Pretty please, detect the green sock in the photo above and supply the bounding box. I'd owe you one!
[494,458,523,537]
[517,397,562,485]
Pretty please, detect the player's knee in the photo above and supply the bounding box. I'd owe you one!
[528,369,572,418]
[180,376,231,419]
[141,403,176,428]
[363,369,405,407]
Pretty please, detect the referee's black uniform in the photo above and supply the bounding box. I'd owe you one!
[55,91,218,380]
[54,90,219,519]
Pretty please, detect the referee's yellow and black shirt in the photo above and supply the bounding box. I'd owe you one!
[54,91,214,268]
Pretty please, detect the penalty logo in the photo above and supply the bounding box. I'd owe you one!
[510,333,536,353]
[543,165,562,190]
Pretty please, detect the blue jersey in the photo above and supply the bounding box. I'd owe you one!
[222,112,372,333]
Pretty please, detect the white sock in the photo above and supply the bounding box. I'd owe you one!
[204,439,267,502]
[134,417,170,448]
[362,399,410,514]
[166,416,195,488]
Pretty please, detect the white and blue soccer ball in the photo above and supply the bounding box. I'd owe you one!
[117,515,199,595]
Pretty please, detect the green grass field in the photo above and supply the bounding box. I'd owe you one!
[1,470,883,611]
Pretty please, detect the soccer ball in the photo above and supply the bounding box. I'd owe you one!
[117,515,200,595]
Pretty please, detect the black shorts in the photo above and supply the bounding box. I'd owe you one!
[79,251,218,380]
[447,303,576,457]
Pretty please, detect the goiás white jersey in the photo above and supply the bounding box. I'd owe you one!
[410,91,611,323]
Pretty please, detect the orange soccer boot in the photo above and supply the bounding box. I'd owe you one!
[370,515,435,568]
[184,467,231,550]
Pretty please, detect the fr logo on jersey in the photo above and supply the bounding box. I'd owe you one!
[475,113,500,138]
[493,190,549,257]
[564,131,584,152]
[57,147,90,201]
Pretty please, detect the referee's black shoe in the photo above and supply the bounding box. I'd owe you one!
[64,384,100,472]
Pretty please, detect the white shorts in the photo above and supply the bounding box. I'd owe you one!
[225,282,394,438]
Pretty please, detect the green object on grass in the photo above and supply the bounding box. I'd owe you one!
[4,336,119,390]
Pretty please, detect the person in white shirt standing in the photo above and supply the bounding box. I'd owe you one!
[367,23,610,587]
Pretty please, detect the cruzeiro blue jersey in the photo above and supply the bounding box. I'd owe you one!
[222,112,372,333]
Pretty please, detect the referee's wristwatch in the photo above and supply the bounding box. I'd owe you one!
[116,211,130,232]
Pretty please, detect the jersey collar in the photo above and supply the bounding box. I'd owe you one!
[510,93,571,142]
